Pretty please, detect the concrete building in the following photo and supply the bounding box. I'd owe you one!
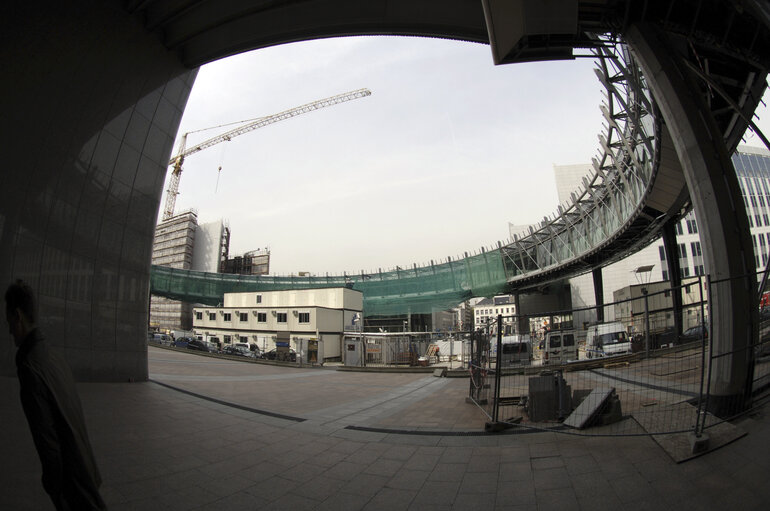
[613,277,707,337]
[149,211,197,331]
[473,295,516,332]
[192,287,363,362]
[220,248,271,275]
[554,146,770,325]
[149,211,230,331]
[192,219,230,273]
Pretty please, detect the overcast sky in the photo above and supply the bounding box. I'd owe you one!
[163,35,770,276]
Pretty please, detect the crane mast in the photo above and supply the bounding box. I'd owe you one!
[163,88,371,220]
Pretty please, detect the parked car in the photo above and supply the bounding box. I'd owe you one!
[223,345,250,357]
[187,339,212,352]
[172,337,190,348]
[679,325,708,344]
[539,329,577,365]
[263,348,297,362]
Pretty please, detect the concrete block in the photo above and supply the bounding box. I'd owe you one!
[689,432,710,454]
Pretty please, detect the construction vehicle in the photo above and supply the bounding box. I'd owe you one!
[163,88,372,220]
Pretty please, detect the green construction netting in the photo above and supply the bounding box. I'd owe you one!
[150,250,508,316]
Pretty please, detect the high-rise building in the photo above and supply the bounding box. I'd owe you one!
[552,145,770,323]
[149,210,230,331]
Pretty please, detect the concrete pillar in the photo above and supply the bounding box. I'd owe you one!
[662,220,684,339]
[626,23,757,415]
[514,292,529,335]
[592,267,604,323]
[0,1,195,380]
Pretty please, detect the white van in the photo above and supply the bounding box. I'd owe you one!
[585,322,631,358]
[499,335,532,367]
[540,330,577,365]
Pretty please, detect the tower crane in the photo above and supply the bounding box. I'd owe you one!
[163,88,372,220]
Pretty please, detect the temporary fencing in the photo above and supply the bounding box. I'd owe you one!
[341,331,471,369]
[469,273,770,438]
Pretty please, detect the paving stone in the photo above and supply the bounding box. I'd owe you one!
[342,473,390,498]
[535,487,581,511]
[430,461,470,484]
[451,491,496,510]
[315,491,372,511]
[532,467,573,491]
[324,461,370,481]
[530,455,565,470]
[412,480,461,506]
[364,488,417,511]
[363,458,404,477]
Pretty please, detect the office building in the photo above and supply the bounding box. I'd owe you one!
[553,145,770,323]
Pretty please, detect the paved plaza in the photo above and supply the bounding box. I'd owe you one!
[2,346,770,510]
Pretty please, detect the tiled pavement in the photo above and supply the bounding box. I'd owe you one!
[2,347,770,510]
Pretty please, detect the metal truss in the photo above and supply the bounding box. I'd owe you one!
[501,39,659,285]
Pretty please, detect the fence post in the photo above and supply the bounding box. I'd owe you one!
[643,288,651,358]
[701,274,715,434]
[695,274,707,436]
[493,314,503,423]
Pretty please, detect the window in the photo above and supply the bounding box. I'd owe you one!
[195,312,202,320]
[256,295,262,304]
[659,245,666,261]
[257,312,267,323]
[298,312,310,323]
[209,312,216,321]
[277,312,287,323]
[223,313,231,322]
[224,335,231,344]
[239,312,248,322]
[675,222,683,236]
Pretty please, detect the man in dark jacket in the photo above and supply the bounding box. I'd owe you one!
[6,280,106,510]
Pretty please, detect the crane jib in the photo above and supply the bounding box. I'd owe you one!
[162,88,371,220]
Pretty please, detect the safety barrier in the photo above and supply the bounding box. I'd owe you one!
[469,273,770,438]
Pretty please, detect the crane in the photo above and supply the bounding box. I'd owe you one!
[163,88,372,220]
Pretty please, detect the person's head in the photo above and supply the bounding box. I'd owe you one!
[5,280,37,345]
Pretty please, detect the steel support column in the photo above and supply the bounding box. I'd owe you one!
[592,267,604,323]
[626,23,757,416]
[662,220,684,340]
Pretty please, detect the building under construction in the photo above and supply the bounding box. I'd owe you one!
[220,248,270,275]
[149,210,230,331]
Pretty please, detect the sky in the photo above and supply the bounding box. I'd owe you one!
[162,35,770,276]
